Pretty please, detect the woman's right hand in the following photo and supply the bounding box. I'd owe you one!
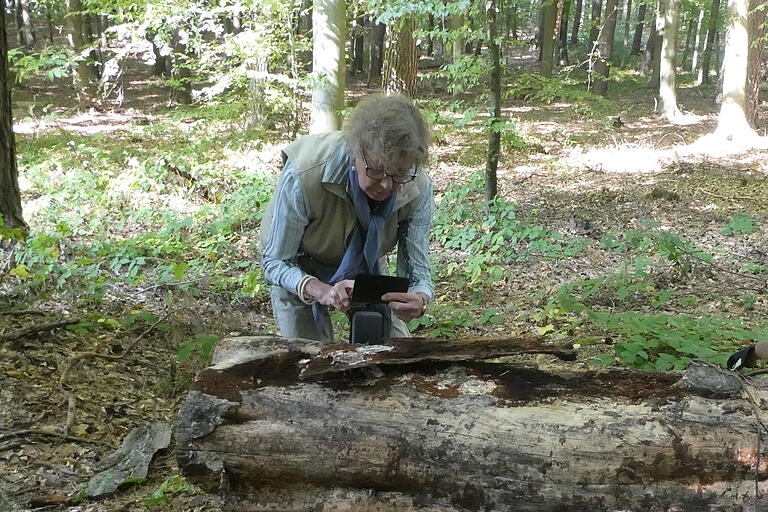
[307,279,355,312]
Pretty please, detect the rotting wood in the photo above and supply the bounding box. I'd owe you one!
[176,336,768,512]
[299,335,577,379]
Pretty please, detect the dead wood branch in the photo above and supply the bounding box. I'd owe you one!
[0,317,82,345]
[176,336,768,511]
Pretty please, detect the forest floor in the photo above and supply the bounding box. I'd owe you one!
[2,47,768,511]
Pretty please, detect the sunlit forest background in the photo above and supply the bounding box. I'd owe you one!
[0,0,767,508]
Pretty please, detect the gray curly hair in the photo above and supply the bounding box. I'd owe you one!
[343,95,430,170]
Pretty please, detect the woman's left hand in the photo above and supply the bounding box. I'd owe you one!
[381,292,428,322]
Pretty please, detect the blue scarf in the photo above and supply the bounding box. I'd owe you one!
[313,159,396,338]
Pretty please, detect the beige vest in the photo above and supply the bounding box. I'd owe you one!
[260,131,427,272]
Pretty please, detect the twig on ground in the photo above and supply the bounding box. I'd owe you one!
[0,428,111,447]
[0,310,47,316]
[0,318,82,345]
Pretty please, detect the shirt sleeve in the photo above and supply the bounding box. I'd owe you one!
[397,175,435,300]
[262,161,310,295]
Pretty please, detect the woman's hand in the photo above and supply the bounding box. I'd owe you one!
[306,279,355,312]
[381,292,428,322]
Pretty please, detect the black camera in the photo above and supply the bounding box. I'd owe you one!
[348,274,408,345]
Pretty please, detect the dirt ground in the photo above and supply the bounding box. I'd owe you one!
[2,45,768,511]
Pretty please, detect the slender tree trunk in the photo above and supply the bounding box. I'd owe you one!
[148,33,169,77]
[714,0,756,137]
[558,0,571,65]
[426,14,435,56]
[745,0,765,128]
[691,8,705,73]
[591,0,619,95]
[367,22,385,87]
[650,1,663,89]
[680,11,695,70]
[448,14,464,62]
[541,0,558,76]
[18,0,34,48]
[512,2,520,39]
[170,31,192,104]
[697,0,721,84]
[14,0,25,47]
[587,0,603,55]
[658,0,682,120]
[65,0,94,98]
[352,12,365,74]
[47,8,55,45]
[382,16,418,97]
[0,0,26,233]
[620,0,632,64]
[631,3,646,53]
[486,0,501,208]
[309,0,345,132]
[640,14,657,74]
[570,0,583,42]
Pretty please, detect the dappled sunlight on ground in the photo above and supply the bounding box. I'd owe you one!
[15,109,144,135]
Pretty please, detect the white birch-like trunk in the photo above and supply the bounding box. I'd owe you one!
[690,8,705,73]
[714,0,758,138]
[658,0,681,121]
[309,0,346,134]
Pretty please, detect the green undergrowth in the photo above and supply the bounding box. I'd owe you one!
[419,171,766,370]
[7,108,281,303]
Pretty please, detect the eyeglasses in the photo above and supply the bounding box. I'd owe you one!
[361,149,417,185]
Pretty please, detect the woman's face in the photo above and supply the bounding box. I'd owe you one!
[354,151,416,202]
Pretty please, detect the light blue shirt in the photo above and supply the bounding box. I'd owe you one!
[262,160,435,300]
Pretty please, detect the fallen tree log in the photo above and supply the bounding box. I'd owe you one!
[176,336,768,512]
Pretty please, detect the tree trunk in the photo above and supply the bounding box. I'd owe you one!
[745,0,765,128]
[541,0,557,76]
[680,11,695,71]
[65,0,94,98]
[309,0,345,132]
[558,0,570,65]
[570,0,583,43]
[170,31,192,105]
[148,33,169,77]
[46,7,55,45]
[382,16,418,97]
[511,1,520,39]
[14,0,25,48]
[352,13,365,75]
[697,0,721,85]
[631,3,646,54]
[640,14,657,75]
[448,14,464,63]
[691,8,705,73]
[177,336,768,511]
[0,0,26,233]
[658,0,682,120]
[649,1,663,89]
[18,0,34,49]
[587,0,602,56]
[619,0,632,65]
[367,22,385,87]
[714,0,755,137]
[591,0,618,95]
[426,14,435,56]
[486,0,501,208]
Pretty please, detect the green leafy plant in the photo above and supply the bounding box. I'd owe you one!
[176,334,221,361]
[142,475,196,508]
[720,213,759,235]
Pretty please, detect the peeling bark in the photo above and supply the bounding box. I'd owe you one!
[177,336,768,511]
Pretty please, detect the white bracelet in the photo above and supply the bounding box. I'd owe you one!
[297,275,317,305]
